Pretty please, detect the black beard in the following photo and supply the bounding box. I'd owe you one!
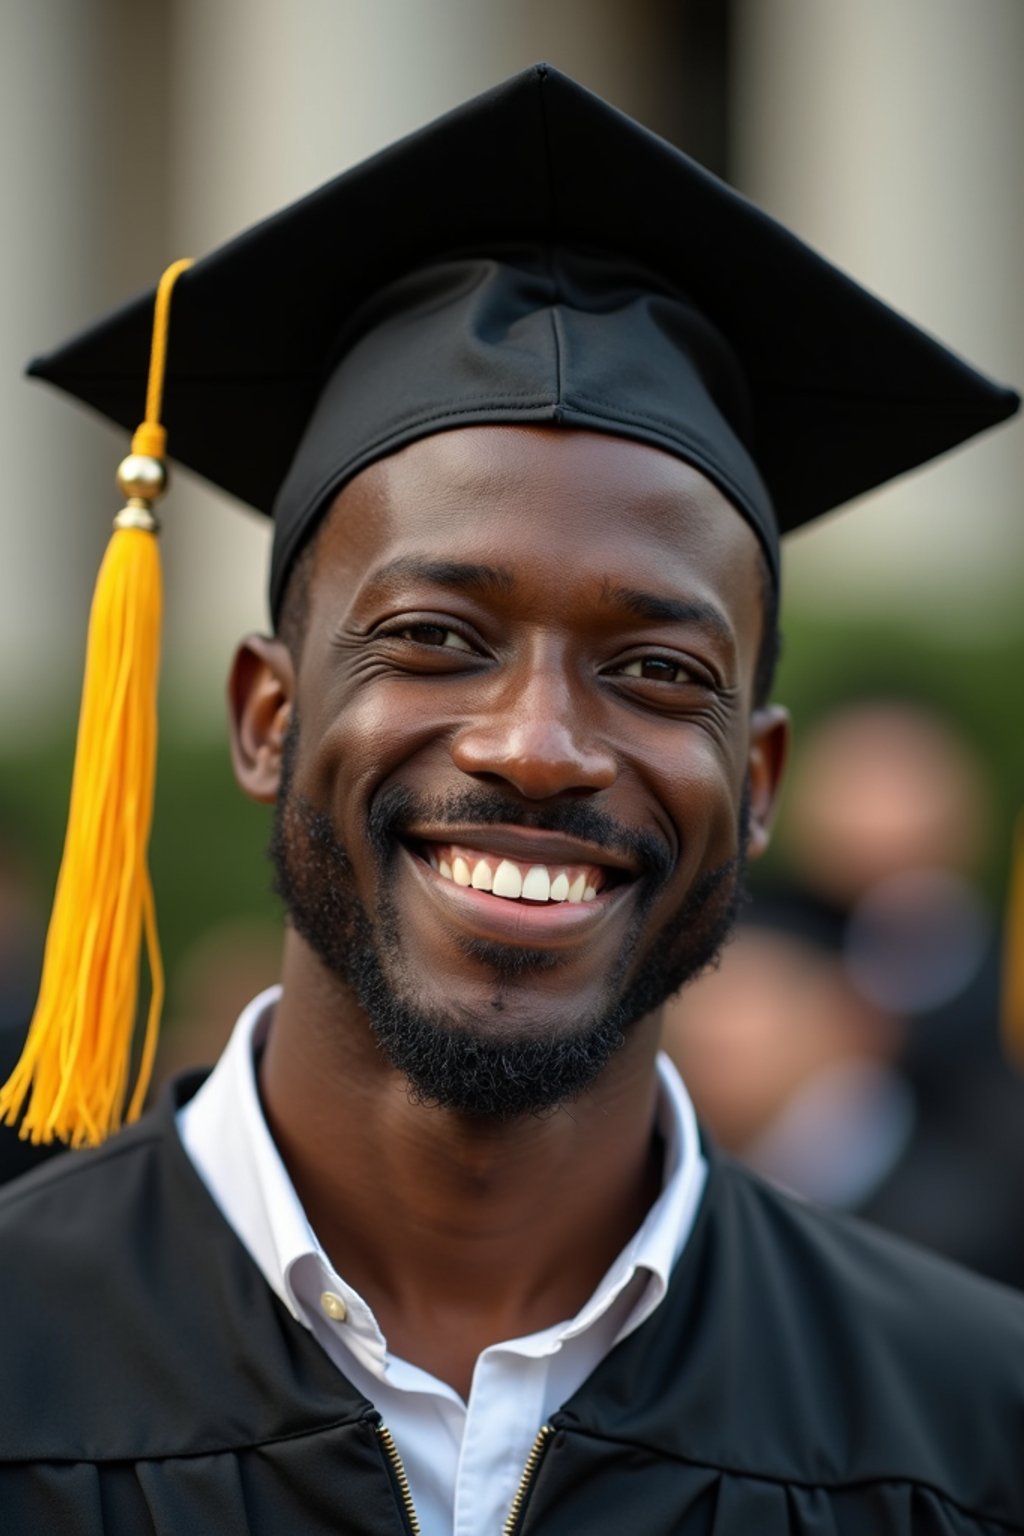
[269,715,749,1119]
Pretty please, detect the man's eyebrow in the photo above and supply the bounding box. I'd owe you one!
[364,556,516,596]
[606,583,733,640]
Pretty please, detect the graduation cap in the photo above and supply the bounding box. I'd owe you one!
[3,63,1018,1146]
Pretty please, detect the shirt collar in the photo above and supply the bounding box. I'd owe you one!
[177,984,706,1375]
[555,1039,706,1346]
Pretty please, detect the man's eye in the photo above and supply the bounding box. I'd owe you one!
[620,657,689,683]
[398,623,473,651]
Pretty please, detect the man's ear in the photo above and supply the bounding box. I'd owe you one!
[746,705,790,860]
[228,634,296,804]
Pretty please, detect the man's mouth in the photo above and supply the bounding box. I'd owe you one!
[395,825,646,950]
[419,841,612,905]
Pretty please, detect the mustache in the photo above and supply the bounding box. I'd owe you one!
[367,784,675,885]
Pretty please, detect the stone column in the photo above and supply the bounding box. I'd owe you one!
[731,0,1024,630]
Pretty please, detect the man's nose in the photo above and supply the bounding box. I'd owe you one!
[450,663,617,800]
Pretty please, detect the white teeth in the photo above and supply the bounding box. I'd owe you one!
[431,847,604,905]
[492,859,524,898]
[471,860,494,891]
[452,856,472,887]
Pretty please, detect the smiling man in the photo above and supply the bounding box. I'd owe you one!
[1,65,1023,1536]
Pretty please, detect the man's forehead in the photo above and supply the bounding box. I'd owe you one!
[325,422,750,541]
[358,420,741,504]
[310,425,764,639]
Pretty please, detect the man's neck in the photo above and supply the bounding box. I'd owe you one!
[258,946,665,1397]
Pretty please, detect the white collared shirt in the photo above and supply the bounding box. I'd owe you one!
[178,987,707,1536]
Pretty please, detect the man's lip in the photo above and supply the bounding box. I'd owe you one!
[398,823,642,876]
[400,844,636,945]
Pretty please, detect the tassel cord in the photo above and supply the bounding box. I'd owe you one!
[0,256,190,1146]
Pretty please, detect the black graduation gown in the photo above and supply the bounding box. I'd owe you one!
[857,1060,1024,1290]
[2,1073,1023,1535]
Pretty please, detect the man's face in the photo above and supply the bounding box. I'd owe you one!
[251,425,784,1115]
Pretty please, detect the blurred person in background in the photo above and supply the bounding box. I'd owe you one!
[664,699,1024,1286]
[783,699,1003,1069]
[663,880,914,1203]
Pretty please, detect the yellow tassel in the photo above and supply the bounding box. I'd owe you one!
[1002,812,1024,1072]
[0,257,192,1146]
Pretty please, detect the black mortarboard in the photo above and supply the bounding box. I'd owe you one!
[27,62,1018,616]
[7,64,1019,1149]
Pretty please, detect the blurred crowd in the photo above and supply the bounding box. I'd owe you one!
[1,696,1022,1289]
[665,698,1024,1288]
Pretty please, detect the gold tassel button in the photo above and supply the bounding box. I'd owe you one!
[116,453,167,505]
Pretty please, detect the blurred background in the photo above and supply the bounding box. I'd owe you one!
[1,0,1022,1255]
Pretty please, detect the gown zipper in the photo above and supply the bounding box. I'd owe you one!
[373,1417,555,1536]
[376,1420,421,1535]
[501,1423,555,1535]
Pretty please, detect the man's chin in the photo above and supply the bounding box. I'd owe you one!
[367,996,629,1119]
[343,939,628,1116]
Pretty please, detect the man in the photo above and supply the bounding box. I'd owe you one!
[1,65,1022,1535]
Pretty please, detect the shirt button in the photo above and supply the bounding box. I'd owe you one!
[320,1290,348,1322]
